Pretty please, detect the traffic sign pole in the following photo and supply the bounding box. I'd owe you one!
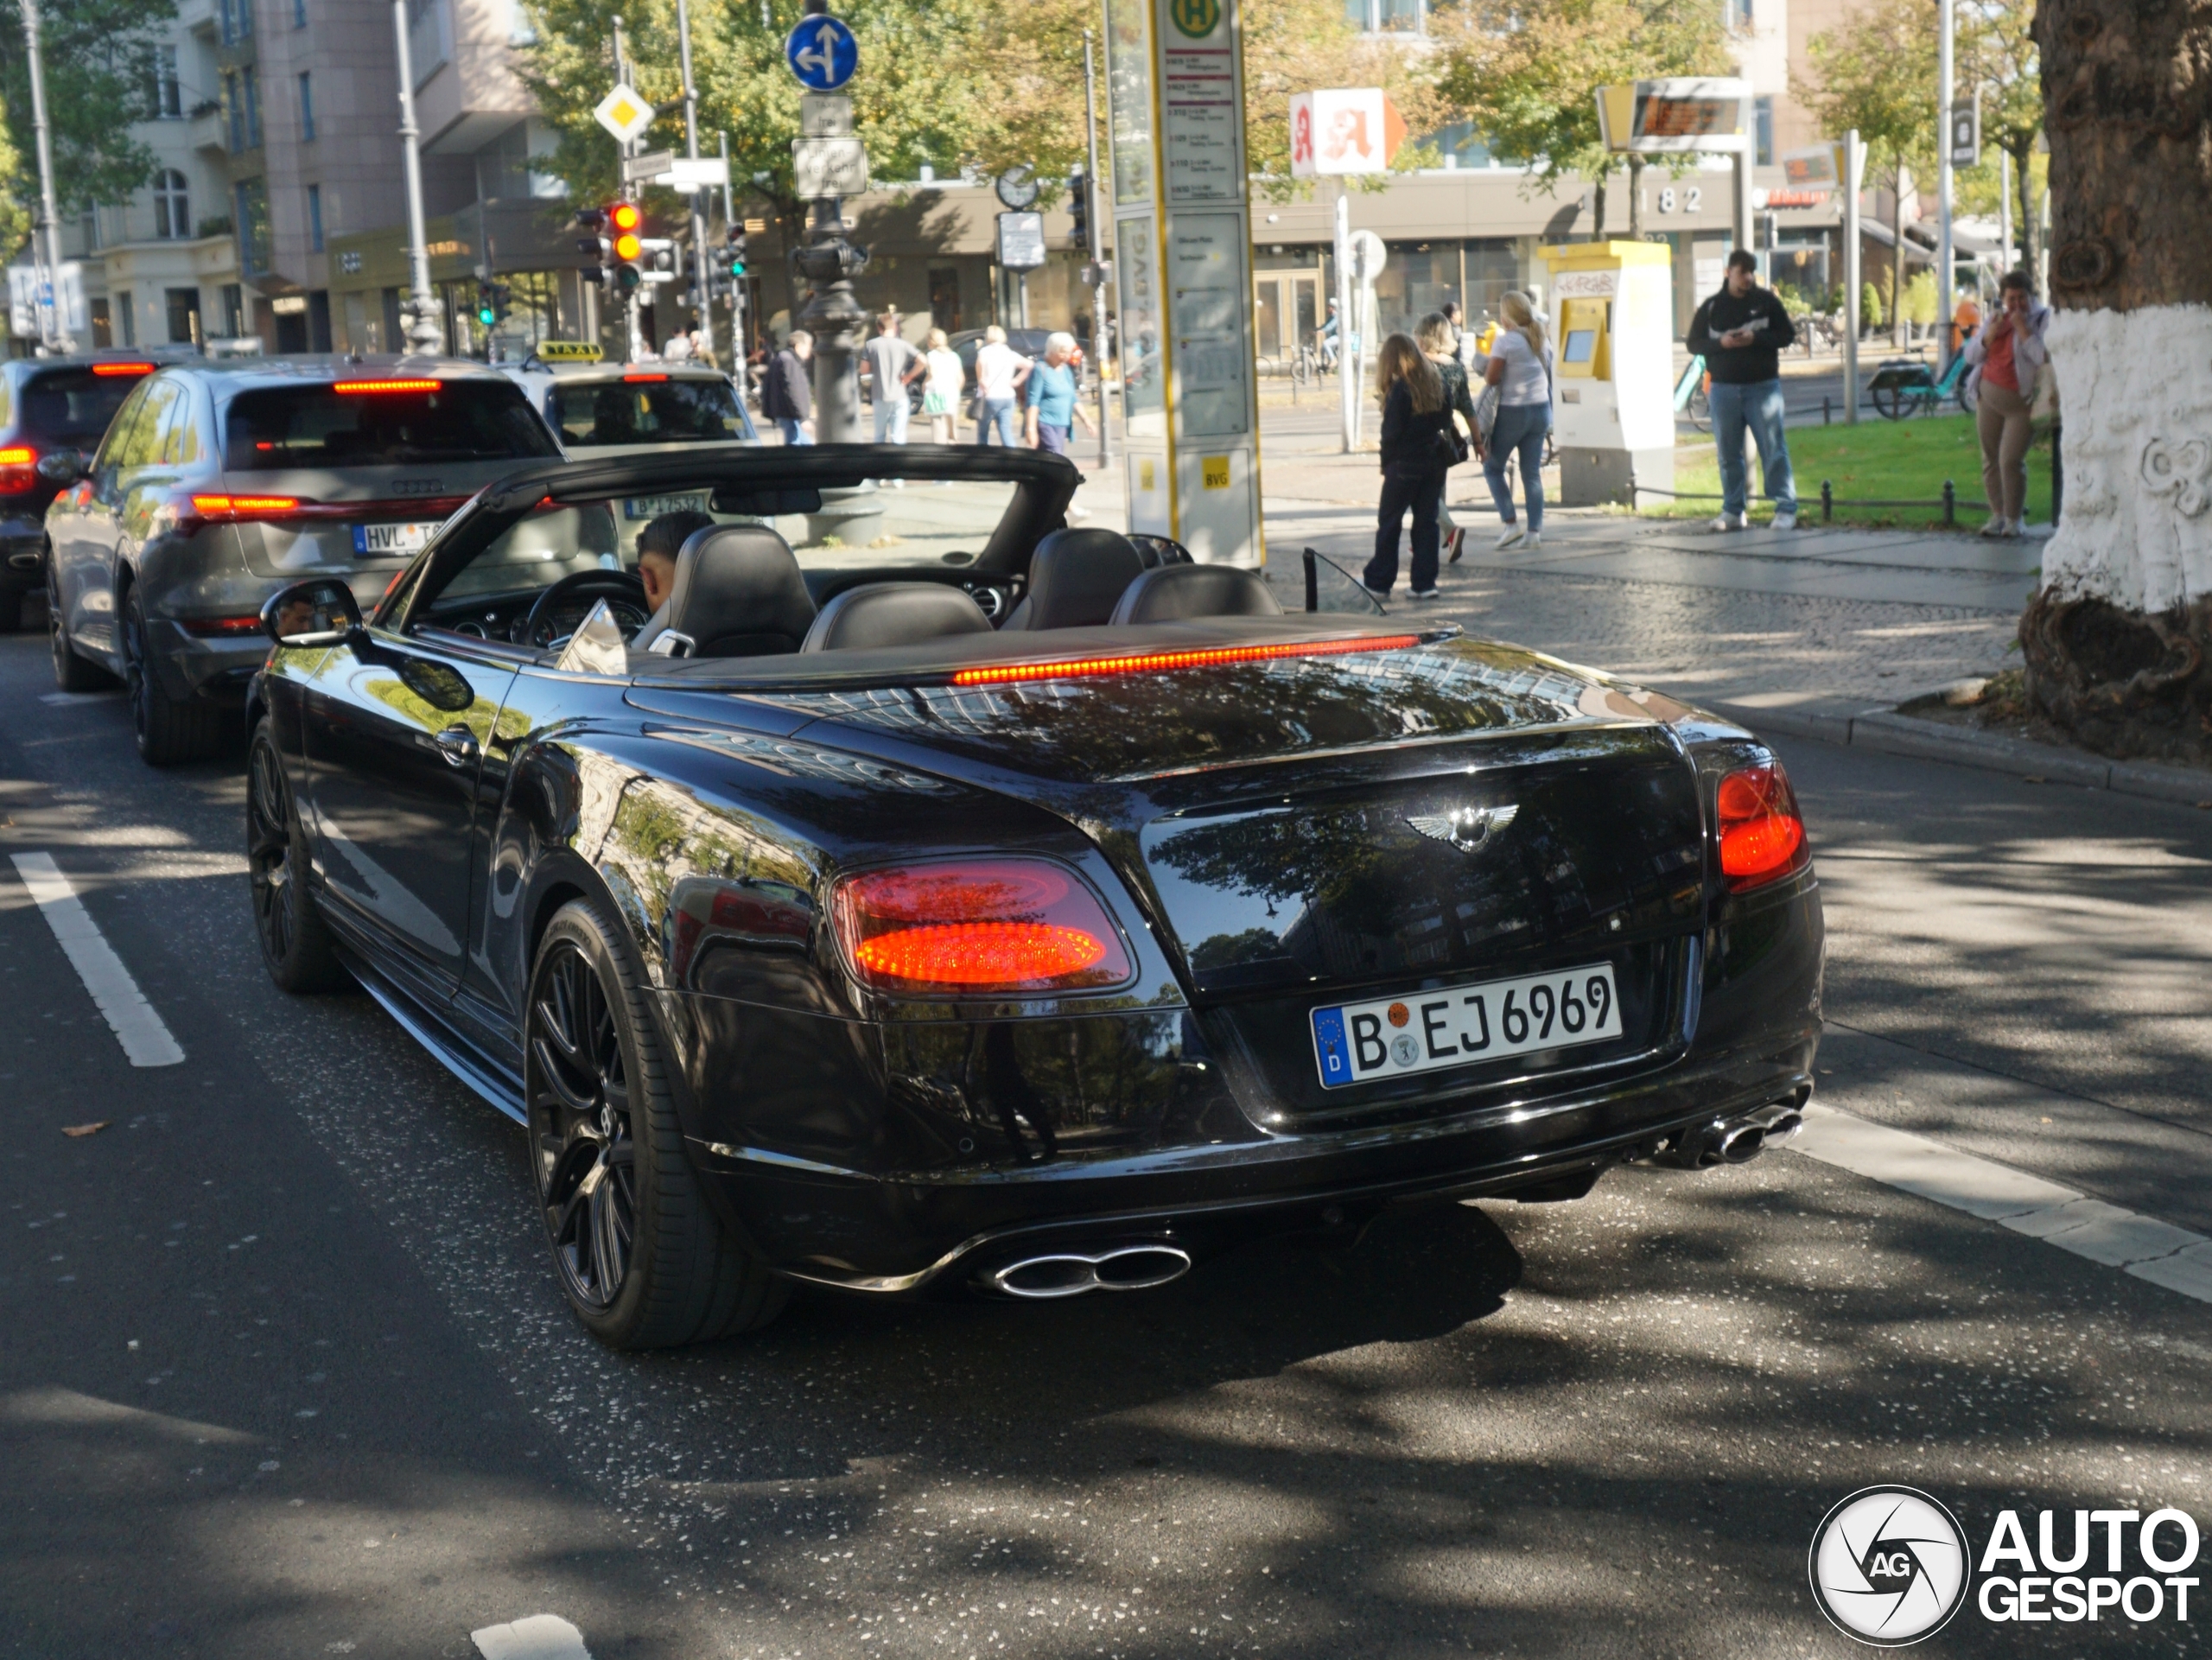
[787,3,868,443]
[1084,29,1111,467]
[675,0,715,367]
[1937,0,1955,376]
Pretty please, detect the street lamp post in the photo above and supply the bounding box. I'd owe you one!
[1083,29,1110,467]
[1936,0,1955,375]
[675,0,715,366]
[18,0,72,354]
[391,0,442,353]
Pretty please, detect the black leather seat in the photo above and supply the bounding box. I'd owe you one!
[800,582,996,652]
[1108,563,1283,626]
[1001,527,1144,630]
[640,524,818,658]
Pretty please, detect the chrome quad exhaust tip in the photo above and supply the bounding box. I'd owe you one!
[1662,1097,1808,1169]
[983,1244,1194,1300]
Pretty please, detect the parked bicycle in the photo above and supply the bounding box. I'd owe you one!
[1674,354,1713,432]
[1868,349,1977,419]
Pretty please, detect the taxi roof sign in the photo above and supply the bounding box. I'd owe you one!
[534,340,604,362]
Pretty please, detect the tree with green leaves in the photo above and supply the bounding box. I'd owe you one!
[0,0,173,232]
[1794,0,1938,346]
[1431,0,1732,242]
[1959,0,2040,280]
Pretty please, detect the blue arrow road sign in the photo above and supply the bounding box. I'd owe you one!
[785,16,858,92]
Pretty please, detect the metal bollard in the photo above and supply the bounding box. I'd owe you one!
[1821,480,1834,524]
[1942,480,1955,527]
[1823,394,1831,425]
[1302,547,1319,614]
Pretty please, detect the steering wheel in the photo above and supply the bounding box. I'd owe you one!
[514,568,650,648]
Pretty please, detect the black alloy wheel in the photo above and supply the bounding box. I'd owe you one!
[524,900,787,1350]
[47,556,109,690]
[246,718,346,993]
[122,584,222,765]
[531,938,639,1312]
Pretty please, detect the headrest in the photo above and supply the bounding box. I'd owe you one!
[1012,528,1145,630]
[1107,563,1283,626]
[800,582,996,653]
[656,524,817,658]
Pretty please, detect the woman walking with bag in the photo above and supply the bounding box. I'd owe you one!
[1962,269,2050,537]
[1418,312,1479,563]
[1480,291,1554,549]
[920,328,964,443]
[1360,334,1454,602]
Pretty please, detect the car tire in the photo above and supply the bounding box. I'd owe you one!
[526,899,788,1351]
[246,717,348,995]
[47,560,111,690]
[123,585,222,766]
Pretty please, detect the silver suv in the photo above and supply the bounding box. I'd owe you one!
[44,355,561,764]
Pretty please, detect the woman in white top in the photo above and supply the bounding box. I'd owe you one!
[921,328,964,443]
[1479,290,1554,550]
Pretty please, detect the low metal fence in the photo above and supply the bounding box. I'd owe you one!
[1631,480,1963,526]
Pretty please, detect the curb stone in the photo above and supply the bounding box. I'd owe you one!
[1707,701,2212,806]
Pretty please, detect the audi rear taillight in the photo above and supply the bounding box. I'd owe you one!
[0,445,35,493]
[1716,761,1808,892]
[190,493,304,518]
[832,859,1131,994]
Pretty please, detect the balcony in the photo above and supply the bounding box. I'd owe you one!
[189,105,227,155]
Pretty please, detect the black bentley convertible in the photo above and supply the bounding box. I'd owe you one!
[245,442,1822,1350]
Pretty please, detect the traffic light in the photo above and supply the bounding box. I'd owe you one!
[474,282,497,328]
[1068,166,1089,250]
[574,207,613,286]
[724,225,747,281]
[610,201,645,296]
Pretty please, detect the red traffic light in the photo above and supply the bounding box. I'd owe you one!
[609,202,641,233]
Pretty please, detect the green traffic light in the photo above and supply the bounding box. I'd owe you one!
[477,308,496,326]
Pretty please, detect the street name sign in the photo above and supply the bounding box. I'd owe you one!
[622,149,677,183]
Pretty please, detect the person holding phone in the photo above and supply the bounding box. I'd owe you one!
[1687,251,1798,532]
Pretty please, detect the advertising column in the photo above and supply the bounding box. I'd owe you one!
[1103,0,1262,567]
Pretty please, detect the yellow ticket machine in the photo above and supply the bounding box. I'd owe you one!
[1540,241,1676,506]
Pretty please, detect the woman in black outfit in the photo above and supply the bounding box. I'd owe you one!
[1361,333,1453,601]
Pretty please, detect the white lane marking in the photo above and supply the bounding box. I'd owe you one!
[1791,1103,2212,1304]
[37,690,119,706]
[472,1613,594,1660]
[9,852,185,1067]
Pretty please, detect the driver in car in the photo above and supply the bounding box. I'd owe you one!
[633,509,717,631]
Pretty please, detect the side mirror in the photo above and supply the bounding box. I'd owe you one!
[261,577,361,648]
[35,449,86,485]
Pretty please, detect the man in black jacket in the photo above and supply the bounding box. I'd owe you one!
[1687,251,1797,531]
[760,330,814,445]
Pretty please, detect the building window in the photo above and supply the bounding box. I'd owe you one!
[1755,95,1774,166]
[294,0,308,23]
[1344,0,1425,31]
[222,283,245,338]
[1727,0,1752,31]
[308,184,324,251]
[245,70,262,149]
[219,0,250,45]
[225,72,242,150]
[118,293,136,347]
[299,72,315,141]
[235,179,270,275]
[154,169,191,239]
[147,45,181,118]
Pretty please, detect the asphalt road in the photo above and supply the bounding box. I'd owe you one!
[2,625,2208,1659]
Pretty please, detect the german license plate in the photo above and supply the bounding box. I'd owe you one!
[351,520,440,556]
[1310,963,1621,1089]
[623,492,712,521]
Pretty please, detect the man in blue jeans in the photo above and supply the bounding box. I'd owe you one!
[1687,251,1797,531]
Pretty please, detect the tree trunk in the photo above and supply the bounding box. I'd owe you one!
[1590,162,1608,243]
[1628,156,1644,239]
[2009,137,2040,283]
[1890,156,1907,347]
[2017,0,2212,766]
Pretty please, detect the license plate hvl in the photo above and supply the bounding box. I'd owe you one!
[351,521,440,556]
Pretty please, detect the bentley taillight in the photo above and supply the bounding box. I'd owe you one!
[831,859,1130,994]
[1716,761,1809,892]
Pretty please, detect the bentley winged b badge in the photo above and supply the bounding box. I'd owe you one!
[1407,804,1519,852]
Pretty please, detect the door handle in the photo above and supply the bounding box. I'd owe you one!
[432,724,480,766]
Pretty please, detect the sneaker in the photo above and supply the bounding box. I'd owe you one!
[1522,531,1541,550]
[1444,525,1466,563]
[1709,512,1747,531]
[1495,525,1526,550]
[1770,509,1796,532]
[1978,515,2012,537]
[1360,583,1392,603]
[1409,587,1442,602]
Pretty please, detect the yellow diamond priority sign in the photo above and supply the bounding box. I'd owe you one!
[594,83,656,144]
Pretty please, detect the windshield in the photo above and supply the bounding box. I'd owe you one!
[552,376,756,447]
[21,369,150,445]
[225,381,559,470]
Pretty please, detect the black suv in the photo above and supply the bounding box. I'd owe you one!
[0,353,181,629]
[44,355,561,763]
